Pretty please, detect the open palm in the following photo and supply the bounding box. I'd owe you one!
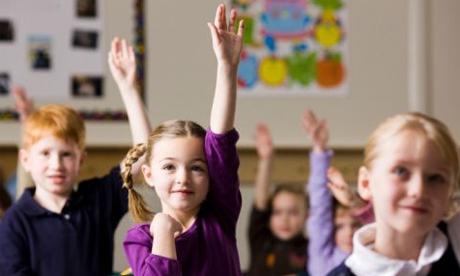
[208,4,244,66]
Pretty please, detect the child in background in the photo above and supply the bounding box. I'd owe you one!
[245,123,309,276]
[302,109,363,276]
[328,112,460,275]
[0,37,150,275]
[121,4,244,275]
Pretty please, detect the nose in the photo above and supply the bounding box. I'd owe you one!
[175,167,189,185]
[49,153,63,169]
[407,173,425,198]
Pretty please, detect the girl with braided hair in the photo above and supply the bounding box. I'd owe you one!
[121,4,244,275]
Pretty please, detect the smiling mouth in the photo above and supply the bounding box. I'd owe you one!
[400,205,428,213]
[173,190,194,195]
[48,175,66,184]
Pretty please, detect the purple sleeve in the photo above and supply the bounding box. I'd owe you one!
[123,224,181,276]
[204,129,241,234]
[307,151,348,276]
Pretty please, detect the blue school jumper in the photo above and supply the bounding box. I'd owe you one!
[327,222,460,276]
[0,166,127,276]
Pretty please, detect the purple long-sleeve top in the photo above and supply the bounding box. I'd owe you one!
[123,129,242,276]
[307,151,349,276]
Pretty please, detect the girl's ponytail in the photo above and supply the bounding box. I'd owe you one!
[122,143,153,222]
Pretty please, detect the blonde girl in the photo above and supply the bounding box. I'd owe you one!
[328,112,460,276]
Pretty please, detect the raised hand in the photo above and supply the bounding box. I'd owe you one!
[255,123,273,160]
[108,37,136,90]
[12,86,34,122]
[207,4,244,67]
[301,109,329,152]
[327,167,355,207]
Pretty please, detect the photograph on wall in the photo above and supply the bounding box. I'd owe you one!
[0,20,14,42]
[71,75,103,98]
[0,73,9,95]
[232,0,348,97]
[72,29,99,49]
[76,0,97,18]
[28,35,52,70]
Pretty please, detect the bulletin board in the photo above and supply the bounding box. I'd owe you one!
[0,0,145,146]
[143,0,411,148]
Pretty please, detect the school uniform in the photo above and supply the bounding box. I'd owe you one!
[0,166,127,276]
[124,129,242,276]
[327,221,460,276]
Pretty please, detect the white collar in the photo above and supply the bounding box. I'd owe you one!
[345,223,448,276]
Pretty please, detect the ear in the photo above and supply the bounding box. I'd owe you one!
[79,151,87,166]
[357,166,372,201]
[141,164,154,188]
[19,148,31,172]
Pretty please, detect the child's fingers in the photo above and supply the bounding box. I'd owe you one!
[220,4,227,31]
[228,9,237,32]
[237,19,244,37]
[121,39,129,60]
[128,46,135,63]
[214,4,223,30]
[207,22,220,45]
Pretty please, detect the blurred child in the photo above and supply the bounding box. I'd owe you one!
[245,123,309,275]
[328,112,460,275]
[0,37,150,275]
[302,109,364,276]
[121,4,244,275]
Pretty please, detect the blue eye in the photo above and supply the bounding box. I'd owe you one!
[394,166,409,177]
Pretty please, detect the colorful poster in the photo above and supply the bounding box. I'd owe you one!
[233,0,348,97]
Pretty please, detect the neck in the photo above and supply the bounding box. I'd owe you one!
[373,222,427,261]
[34,187,70,213]
[164,206,200,231]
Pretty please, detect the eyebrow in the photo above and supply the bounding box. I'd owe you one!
[160,157,206,163]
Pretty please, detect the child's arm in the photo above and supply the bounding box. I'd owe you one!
[302,109,339,276]
[204,4,244,231]
[253,123,274,211]
[208,4,243,134]
[12,87,35,199]
[108,37,151,178]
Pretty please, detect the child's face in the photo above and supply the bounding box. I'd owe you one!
[359,130,452,239]
[334,208,361,253]
[142,136,209,216]
[20,135,85,197]
[269,191,307,241]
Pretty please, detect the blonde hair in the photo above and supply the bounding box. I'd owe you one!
[22,104,86,150]
[364,112,459,210]
[122,120,206,223]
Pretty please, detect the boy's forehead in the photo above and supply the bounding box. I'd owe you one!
[26,133,81,150]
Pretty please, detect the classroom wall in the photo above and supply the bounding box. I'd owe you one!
[1,0,460,273]
[144,0,410,148]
